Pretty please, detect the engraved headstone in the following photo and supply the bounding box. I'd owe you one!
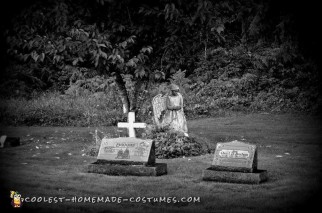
[97,137,155,165]
[203,140,267,184]
[211,140,257,172]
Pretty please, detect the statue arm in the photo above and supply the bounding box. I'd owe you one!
[177,94,183,110]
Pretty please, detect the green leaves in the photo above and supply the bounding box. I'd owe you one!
[164,3,179,21]
[3,0,316,114]
[125,58,137,67]
[154,70,165,80]
[31,51,39,62]
[72,57,84,66]
[30,52,45,62]
[134,66,145,78]
[140,46,153,54]
[145,125,209,159]
[8,15,152,80]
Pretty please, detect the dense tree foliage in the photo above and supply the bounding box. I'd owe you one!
[0,0,321,123]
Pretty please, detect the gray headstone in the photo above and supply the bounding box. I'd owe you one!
[88,137,167,176]
[0,135,7,148]
[97,137,155,166]
[0,136,20,148]
[211,140,257,172]
[202,140,267,184]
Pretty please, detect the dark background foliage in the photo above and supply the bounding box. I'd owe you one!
[0,0,321,126]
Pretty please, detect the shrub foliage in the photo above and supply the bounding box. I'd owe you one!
[0,0,321,126]
[144,125,211,159]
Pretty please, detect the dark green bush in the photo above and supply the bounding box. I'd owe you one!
[1,0,320,125]
[144,125,211,159]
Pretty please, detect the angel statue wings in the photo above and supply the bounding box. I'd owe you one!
[152,84,188,136]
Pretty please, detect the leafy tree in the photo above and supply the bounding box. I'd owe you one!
[5,0,153,113]
[2,0,321,115]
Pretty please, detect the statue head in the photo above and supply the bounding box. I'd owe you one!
[169,84,179,95]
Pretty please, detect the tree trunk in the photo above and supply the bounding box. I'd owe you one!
[130,80,144,113]
[115,72,130,114]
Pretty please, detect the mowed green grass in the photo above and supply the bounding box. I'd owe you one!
[0,113,321,213]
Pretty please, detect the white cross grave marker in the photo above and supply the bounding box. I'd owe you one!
[117,112,146,137]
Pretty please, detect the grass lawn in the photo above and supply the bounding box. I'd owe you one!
[0,113,321,213]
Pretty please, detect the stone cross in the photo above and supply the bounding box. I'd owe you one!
[117,112,146,137]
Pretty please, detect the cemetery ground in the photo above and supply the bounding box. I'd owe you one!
[0,113,321,213]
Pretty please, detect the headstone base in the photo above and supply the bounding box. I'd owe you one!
[210,165,254,173]
[202,168,267,184]
[87,162,167,176]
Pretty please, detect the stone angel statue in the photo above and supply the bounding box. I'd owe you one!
[152,84,188,136]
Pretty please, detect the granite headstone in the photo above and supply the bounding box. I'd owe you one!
[203,140,267,184]
[97,137,155,165]
[211,140,257,172]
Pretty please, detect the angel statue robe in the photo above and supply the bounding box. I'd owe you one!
[162,93,188,136]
